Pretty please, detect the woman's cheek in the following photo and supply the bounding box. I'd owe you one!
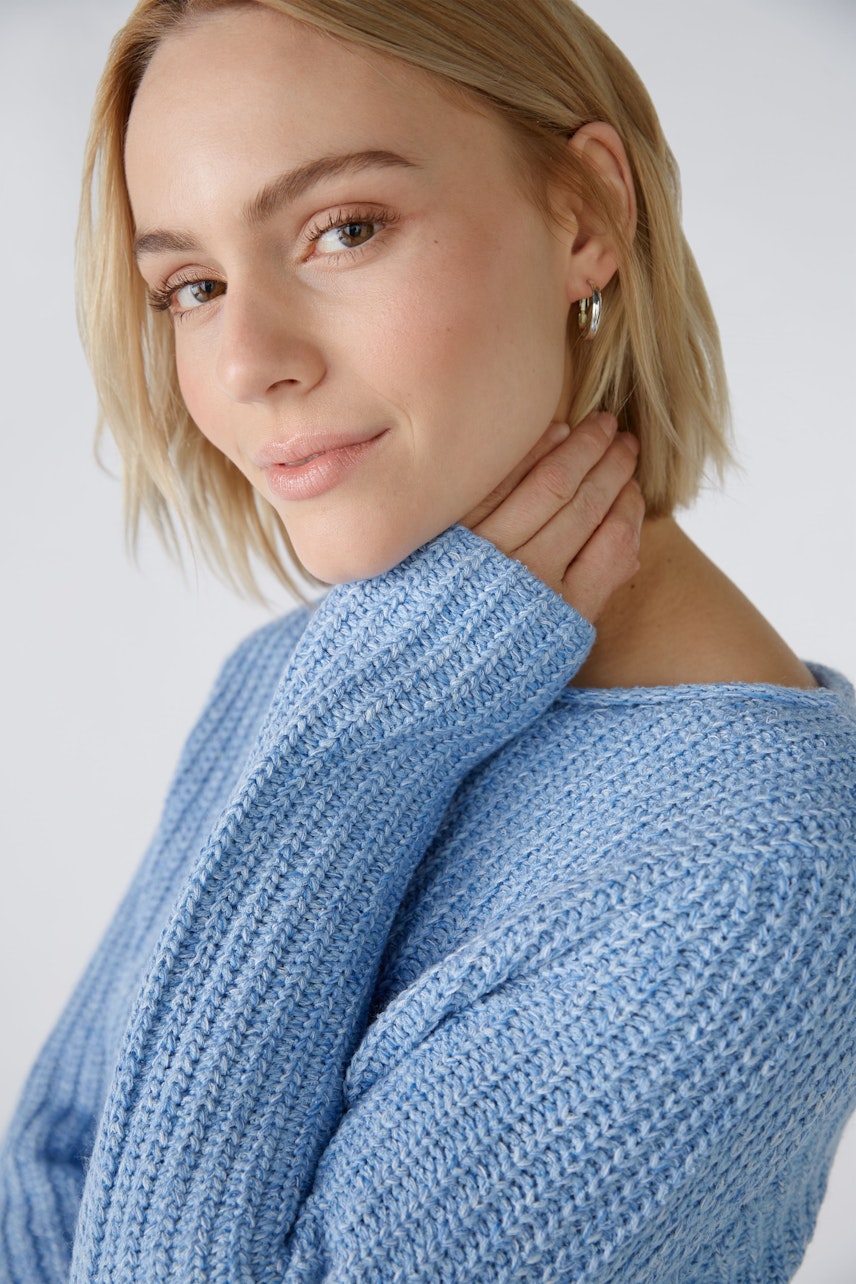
[176,351,235,463]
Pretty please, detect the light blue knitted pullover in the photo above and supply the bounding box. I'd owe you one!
[2,525,855,1283]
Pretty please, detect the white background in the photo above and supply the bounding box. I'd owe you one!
[1,1,854,1278]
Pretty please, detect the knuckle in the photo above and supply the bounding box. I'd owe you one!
[616,512,641,552]
[575,480,608,529]
[578,419,611,454]
[478,483,506,511]
[610,515,642,569]
[536,457,575,505]
[609,436,640,476]
[623,480,646,526]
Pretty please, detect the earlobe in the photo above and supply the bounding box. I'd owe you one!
[561,121,637,303]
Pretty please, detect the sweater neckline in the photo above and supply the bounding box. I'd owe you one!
[558,662,855,709]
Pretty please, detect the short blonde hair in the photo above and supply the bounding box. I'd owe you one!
[79,0,731,597]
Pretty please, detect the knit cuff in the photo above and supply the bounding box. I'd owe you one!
[256,524,595,767]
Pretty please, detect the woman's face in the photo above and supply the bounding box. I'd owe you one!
[125,5,575,582]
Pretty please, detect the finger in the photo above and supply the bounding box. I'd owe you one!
[519,430,639,568]
[473,413,620,551]
[561,480,645,622]
[460,419,574,531]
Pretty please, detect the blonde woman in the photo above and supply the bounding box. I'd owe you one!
[1,1,854,1281]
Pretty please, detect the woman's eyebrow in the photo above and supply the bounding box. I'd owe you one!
[133,149,418,260]
[245,149,418,225]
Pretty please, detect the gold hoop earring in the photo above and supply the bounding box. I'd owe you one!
[578,281,602,341]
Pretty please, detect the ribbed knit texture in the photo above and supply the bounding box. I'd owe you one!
[1,524,855,1283]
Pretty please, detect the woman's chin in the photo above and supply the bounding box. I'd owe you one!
[288,519,446,586]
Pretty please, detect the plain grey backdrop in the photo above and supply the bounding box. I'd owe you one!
[1,1,854,1278]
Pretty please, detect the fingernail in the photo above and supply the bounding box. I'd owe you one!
[598,413,618,439]
[549,422,571,444]
[620,432,640,454]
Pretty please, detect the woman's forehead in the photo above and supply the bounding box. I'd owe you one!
[131,5,474,137]
[124,6,518,218]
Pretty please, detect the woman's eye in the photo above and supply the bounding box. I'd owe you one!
[173,279,226,310]
[314,220,380,255]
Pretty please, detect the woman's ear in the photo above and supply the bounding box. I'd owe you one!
[559,121,637,304]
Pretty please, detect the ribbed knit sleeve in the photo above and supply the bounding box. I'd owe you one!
[61,526,594,1282]
[0,609,310,1284]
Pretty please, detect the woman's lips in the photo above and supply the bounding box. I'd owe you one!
[261,429,390,501]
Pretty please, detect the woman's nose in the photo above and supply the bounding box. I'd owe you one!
[214,286,326,403]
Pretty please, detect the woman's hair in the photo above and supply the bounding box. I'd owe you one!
[79,0,732,597]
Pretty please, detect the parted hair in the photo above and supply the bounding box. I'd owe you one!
[79,0,731,596]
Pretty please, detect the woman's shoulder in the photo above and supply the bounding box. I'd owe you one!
[578,661,856,817]
[376,662,855,1009]
[556,666,856,843]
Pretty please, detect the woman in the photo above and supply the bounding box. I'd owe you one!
[1,0,854,1280]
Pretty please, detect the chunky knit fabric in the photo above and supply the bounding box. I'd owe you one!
[2,525,855,1283]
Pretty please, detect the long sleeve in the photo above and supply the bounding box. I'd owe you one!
[0,609,310,1283]
[63,526,594,1281]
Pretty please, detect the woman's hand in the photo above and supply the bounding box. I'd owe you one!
[460,413,644,623]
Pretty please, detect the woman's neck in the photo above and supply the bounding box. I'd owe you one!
[570,517,816,690]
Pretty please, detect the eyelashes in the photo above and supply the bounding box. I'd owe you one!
[305,205,398,252]
[145,205,400,320]
[147,277,221,314]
